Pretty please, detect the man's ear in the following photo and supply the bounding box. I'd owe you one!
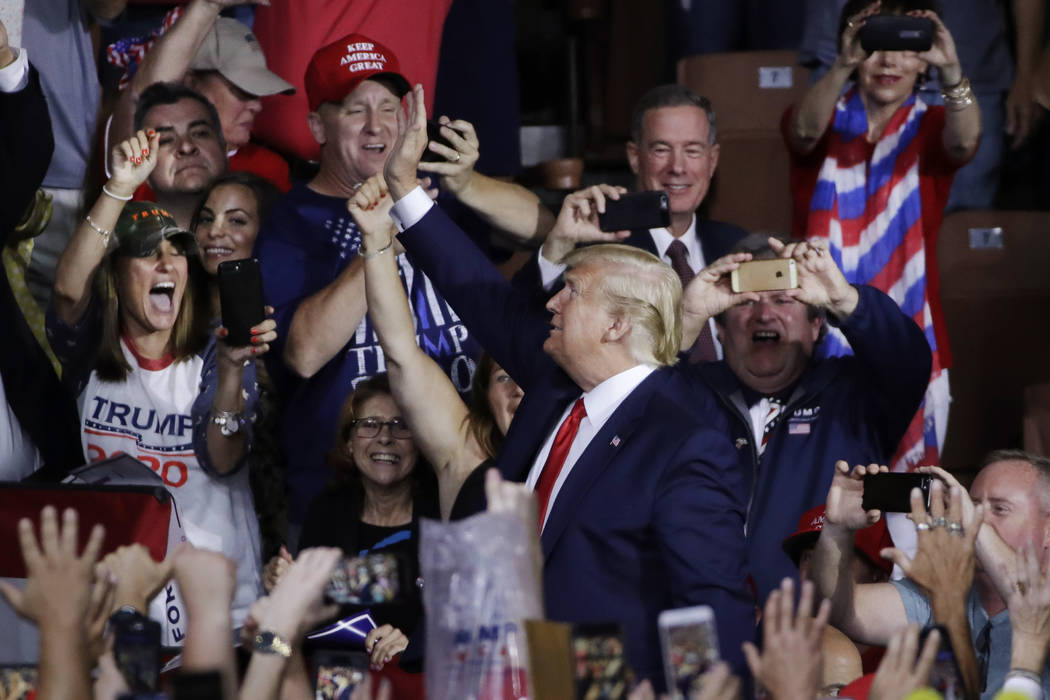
[626,141,640,176]
[307,110,326,147]
[603,313,632,344]
[708,142,720,175]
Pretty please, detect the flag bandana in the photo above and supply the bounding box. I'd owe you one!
[807,87,942,471]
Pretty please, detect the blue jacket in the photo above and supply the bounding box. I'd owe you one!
[398,201,754,687]
[692,285,931,601]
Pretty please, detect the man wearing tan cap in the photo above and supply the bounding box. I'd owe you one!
[109,0,295,192]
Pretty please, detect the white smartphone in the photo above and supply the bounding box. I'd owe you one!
[658,605,719,700]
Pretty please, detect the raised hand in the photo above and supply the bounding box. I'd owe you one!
[880,480,983,603]
[107,130,160,199]
[263,545,294,594]
[825,461,887,531]
[1000,545,1050,673]
[217,306,278,366]
[100,543,173,614]
[256,547,341,641]
[385,83,429,200]
[770,237,857,318]
[913,11,962,82]
[416,116,480,196]
[0,506,106,627]
[681,252,758,325]
[689,663,741,700]
[539,184,630,264]
[347,175,398,249]
[836,1,882,69]
[0,17,12,69]
[743,578,830,700]
[869,624,940,700]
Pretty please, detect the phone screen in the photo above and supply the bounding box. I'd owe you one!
[597,192,670,232]
[325,552,401,605]
[659,614,719,699]
[571,623,632,700]
[0,666,37,700]
[313,652,368,700]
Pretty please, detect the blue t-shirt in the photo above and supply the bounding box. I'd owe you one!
[255,184,480,523]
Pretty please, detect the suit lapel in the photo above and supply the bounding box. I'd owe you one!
[497,378,580,483]
[539,369,670,558]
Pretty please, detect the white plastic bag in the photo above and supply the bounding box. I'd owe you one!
[421,511,543,700]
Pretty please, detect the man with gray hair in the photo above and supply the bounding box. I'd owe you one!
[811,450,1050,698]
[517,83,748,362]
[377,83,754,689]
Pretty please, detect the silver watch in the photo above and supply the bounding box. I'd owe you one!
[212,410,243,437]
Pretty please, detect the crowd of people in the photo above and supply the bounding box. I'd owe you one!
[2,0,1049,698]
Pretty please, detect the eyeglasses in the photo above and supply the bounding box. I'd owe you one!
[351,417,412,439]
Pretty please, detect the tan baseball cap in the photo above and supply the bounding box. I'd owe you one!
[190,18,295,98]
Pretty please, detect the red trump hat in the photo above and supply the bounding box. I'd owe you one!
[304,33,411,112]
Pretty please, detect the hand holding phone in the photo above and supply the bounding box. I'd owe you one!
[658,606,719,699]
[862,473,932,513]
[859,15,935,53]
[597,191,670,232]
[730,259,798,293]
[218,258,265,347]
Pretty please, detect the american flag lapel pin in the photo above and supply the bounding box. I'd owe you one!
[610,436,621,447]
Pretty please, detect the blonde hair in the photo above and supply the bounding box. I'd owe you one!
[562,244,682,366]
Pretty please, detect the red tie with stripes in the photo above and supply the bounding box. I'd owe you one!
[534,398,587,530]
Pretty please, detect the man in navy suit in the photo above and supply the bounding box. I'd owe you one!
[515,84,747,361]
[379,84,753,689]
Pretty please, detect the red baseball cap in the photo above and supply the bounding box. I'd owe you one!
[304,33,411,112]
[782,504,894,574]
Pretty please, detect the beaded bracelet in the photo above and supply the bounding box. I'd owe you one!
[85,215,112,245]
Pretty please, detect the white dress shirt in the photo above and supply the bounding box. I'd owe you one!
[526,364,655,529]
[0,48,29,93]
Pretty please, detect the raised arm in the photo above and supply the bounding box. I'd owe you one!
[881,480,983,699]
[53,131,158,325]
[109,0,262,150]
[351,175,486,518]
[788,2,879,154]
[915,11,980,162]
[812,461,909,646]
[417,117,555,244]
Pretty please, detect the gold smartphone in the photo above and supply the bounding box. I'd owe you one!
[730,259,798,293]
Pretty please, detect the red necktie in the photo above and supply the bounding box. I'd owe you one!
[666,239,718,363]
[535,398,587,529]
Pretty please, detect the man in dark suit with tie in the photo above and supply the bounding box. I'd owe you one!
[516,84,747,361]
[381,84,753,688]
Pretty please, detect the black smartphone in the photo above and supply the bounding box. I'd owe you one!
[421,119,457,163]
[313,651,369,700]
[218,258,265,347]
[325,552,402,605]
[111,609,162,692]
[598,191,670,232]
[859,15,935,53]
[862,472,932,513]
[920,625,965,700]
[170,670,224,700]
[0,666,37,700]
[571,622,632,700]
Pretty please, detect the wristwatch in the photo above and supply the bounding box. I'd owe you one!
[253,630,292,658]
[212,410,243,437]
